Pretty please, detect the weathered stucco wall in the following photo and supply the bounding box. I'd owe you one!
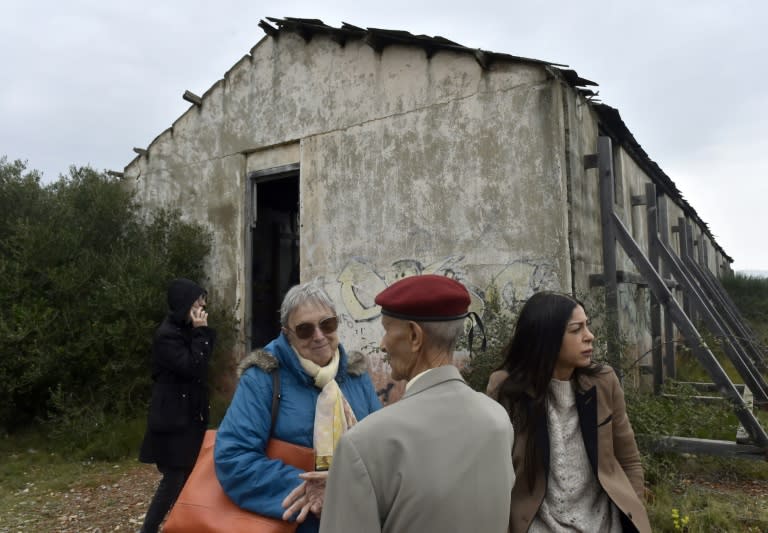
[125,33,572,371]
[125,28,730,391]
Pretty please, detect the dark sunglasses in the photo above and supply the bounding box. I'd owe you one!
[288,316,339,339]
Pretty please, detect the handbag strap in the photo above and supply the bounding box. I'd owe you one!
[269,368,281,438]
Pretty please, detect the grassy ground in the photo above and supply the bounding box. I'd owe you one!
[643,452,768,532]
[0,431,158,532]
[1,429,767,532]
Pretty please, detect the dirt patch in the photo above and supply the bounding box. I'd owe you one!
[0,462,160,532]
[679,476,768,497]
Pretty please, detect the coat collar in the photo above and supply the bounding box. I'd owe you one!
[237,332,368,382]
[401,365,466,399]
[575,383,598,477]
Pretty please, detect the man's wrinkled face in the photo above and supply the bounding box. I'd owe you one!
[380,315,419,381]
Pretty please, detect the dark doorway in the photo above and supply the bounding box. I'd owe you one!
[248,167,299,348]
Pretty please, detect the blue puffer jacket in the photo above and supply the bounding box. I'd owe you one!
[214,333,382,533]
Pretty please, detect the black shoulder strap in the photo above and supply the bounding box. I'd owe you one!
[269,368,281,438]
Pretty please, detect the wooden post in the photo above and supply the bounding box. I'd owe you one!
[611,212,768,447]
[684,255,768,377]
[701,239,709,270]
[696,231,706,267]
[685,222,699,323]
[658,196,676,379]
[646,183,663,394]
[598,136,621,375]
[667,245,768,405]
[678,218,693,318]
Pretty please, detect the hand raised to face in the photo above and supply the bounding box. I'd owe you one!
[189,296,208,327]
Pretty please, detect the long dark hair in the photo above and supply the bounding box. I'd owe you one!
[495,291,602,491]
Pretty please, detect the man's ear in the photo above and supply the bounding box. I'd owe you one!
[407,321,424,353]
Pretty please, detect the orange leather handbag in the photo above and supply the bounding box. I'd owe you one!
[163,371,315,533]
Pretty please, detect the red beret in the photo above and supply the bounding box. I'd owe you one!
[375,274,471,321]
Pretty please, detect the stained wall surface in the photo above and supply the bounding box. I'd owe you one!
[125,30,729,393]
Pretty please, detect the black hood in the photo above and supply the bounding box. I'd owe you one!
[167,278,206,325]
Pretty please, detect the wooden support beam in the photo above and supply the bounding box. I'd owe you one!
[667,245,768,404]
[661,393,731,405]
[641,436,766,461]
[702,265,767,370]
[588,270,675,288]
[657,195,676,379]
[678,218,692,317]
[681,253,768,373]
[598,136,621,374]
[646,183,663,394]
[672,381,746,394]
[611,211,768,447]
[702,239,709,270]
[183,90,202,107]
[132,147,147,156]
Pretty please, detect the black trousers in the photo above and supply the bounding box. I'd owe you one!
[140,465,190,533]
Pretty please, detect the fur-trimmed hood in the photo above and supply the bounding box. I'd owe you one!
[237,347,370,378]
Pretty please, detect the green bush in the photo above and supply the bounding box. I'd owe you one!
[722,272,768,352]
[0,157,235,455]
[722,273,768,324]
[627,383,740,441]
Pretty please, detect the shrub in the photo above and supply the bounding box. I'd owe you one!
[0,158,235,455]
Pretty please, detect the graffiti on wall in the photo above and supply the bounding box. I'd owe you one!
[337,256,487,321]
[337,255,560,321]
[331,255,560,404]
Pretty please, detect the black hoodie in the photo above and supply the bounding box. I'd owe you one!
[139,278,217,468]
[167,278,206,325]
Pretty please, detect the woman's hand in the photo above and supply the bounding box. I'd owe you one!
[190,307,208,327]
[281,471,328,522]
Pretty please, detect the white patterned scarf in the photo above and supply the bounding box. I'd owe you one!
[294,348,358,470]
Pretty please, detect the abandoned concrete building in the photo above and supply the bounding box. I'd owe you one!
[124,17,737,401]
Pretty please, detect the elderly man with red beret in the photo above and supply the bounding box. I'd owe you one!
[318,274,515,533]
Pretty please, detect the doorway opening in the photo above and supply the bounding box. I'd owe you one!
[247,165,299,349]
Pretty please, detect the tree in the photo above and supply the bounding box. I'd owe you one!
[0,157,224,442]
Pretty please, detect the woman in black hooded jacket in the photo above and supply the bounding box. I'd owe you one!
[138,278,216,532]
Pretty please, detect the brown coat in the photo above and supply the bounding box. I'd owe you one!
[487,367,651,533]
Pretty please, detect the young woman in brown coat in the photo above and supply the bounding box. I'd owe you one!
[487,291,650,533]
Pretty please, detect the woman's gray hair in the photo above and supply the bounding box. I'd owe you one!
[280,280,337,326]
[417,318,465,353]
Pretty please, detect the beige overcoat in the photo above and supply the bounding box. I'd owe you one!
[320,365,515,533]
[488,367,651,533]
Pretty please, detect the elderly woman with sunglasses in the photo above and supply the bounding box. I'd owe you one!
[214,280,382,533]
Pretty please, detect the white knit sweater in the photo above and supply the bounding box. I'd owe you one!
[528,379,622,533]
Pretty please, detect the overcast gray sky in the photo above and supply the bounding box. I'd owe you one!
[2,0,766,271]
